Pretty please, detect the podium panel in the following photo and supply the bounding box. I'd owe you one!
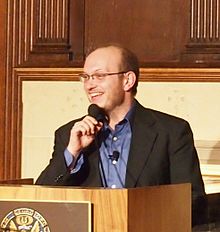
[0,200,91,231]
[0,183,191,232]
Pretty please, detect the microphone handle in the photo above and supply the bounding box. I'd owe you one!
[99,155,108,187]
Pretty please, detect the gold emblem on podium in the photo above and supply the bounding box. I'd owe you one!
[0,207,50,231]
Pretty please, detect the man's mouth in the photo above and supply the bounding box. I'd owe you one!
[89,92,103,101]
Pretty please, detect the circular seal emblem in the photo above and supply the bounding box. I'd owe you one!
[0,207,50,232]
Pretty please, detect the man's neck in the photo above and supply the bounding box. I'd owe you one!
[108,98,135,129]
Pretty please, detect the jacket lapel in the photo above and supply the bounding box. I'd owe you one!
[125,103,158,188]
[84,143,103,187]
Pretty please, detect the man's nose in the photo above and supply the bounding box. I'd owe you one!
[84,79,98,89]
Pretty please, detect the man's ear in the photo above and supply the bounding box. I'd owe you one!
[123,71,136,92]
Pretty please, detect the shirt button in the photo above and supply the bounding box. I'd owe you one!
[113,136,117,141]
[111,184,116,188]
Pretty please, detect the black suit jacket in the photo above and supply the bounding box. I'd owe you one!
[36,101,207,226]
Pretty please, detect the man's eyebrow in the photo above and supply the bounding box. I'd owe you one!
[93,69,105,72]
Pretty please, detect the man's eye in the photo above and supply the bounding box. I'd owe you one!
[94,73,106,78]
[82,74,90,79]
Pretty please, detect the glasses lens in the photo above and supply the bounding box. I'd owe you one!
[79,73,89,82]
[93,73,107,80]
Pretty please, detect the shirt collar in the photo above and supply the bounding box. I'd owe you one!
[124,100,136,125]
[103,100,137,130]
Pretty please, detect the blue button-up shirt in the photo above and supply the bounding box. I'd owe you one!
[98,114,133,188]
[64,102,135,188]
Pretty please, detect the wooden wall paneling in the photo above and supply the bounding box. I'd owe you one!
[4,69,22,179]
[7,0,84,67]
[183,0,220,65]
[1,0,84,180]
[2,0,29,180]
[0,0,8,179]
[69,0,85,65]
[140,68,220,82]
[84,0,190,67]
[84,0,220,67]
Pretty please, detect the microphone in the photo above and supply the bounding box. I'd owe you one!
[88,104,106,122]
[109,151,120,164]
[88,104,108,187]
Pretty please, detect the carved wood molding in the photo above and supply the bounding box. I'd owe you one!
[7,0,73,67]
[14,67,82,81]
[0,0,9,180]
[190,0,220,42]
[14,67,220,81]
[141,68,220,82]
[185,0,220,58]
[32,0,70,52]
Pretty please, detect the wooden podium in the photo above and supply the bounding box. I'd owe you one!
[0,183,191,232]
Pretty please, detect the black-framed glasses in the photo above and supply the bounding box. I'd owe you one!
[78,71,128,82]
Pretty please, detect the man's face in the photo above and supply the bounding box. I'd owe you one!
[83,47,126,113]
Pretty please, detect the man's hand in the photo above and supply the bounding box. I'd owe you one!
[67,116,103,158]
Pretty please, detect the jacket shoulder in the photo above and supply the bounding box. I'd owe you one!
[136,102,189,128]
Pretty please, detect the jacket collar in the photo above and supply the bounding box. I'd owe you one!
[125,101,158,187]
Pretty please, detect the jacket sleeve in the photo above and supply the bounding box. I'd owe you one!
[169,120,208,226]
[35,127,71,185]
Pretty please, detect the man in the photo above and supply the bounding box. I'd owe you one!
[36,44,207,227]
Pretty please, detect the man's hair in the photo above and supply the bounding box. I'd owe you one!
[118,46,139,95]
[86,44,139,95]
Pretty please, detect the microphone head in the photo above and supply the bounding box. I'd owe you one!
[88,104,106,122]
[109,151,120,164]
[112,151,120,161]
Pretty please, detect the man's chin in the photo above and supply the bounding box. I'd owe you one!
[90,100,104,108]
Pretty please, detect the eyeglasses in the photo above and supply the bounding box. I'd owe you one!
[78,71,127,82]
